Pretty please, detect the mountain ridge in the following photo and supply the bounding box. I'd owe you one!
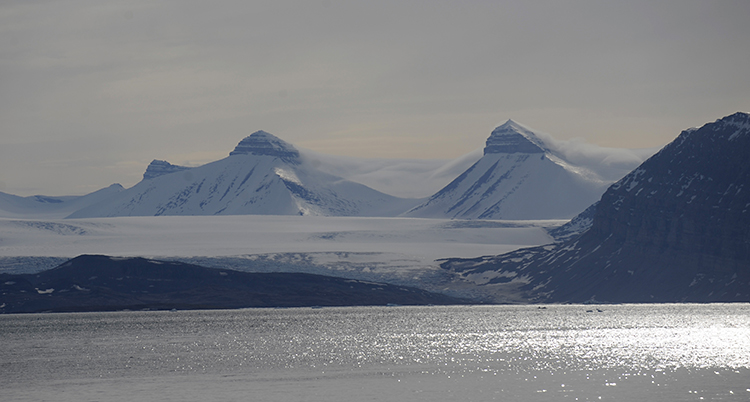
[440,112,750,303]
[67,132,420,218]
[1,123,652,219]
[0,254,467,313]
[0,184,124,219]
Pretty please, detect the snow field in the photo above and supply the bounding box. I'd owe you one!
[0,215,557,260]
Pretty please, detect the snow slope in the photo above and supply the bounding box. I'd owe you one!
[1,124,653,220]
[0,184,124,219]
[68,131,421,218]
[405,120,612,220]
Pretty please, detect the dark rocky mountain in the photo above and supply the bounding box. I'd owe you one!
[404,120,608,220]
[546,202,598,242]
[440,112,750,303]
[0,255,466,313]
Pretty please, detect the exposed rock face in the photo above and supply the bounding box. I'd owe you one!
[483,120,545,155]
[440,112,750,303]
[0,255,466,313]
[587,112,750,279]
[404,120,607,220]
[229,130,300,162]
[547,201,598,242]
[143,160,191,180]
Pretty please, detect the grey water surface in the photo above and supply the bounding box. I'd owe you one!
[2,304,749,401]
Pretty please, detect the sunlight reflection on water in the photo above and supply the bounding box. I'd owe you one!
[2,304,749,401]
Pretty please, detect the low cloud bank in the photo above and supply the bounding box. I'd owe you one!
[301,133,659,199]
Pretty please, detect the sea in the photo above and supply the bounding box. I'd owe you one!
[2,304,749,401]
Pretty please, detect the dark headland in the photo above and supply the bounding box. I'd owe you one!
[0,255,467,314]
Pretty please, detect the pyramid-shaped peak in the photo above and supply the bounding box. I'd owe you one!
[497,119,526,130]
[484,120,545,155]
[230,130,300,160]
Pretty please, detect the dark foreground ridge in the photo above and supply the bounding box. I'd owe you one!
[0,255,467,313]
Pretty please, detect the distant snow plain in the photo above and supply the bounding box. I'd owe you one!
[0,215,560,300]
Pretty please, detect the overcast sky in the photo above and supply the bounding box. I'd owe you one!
[2,1,749,196]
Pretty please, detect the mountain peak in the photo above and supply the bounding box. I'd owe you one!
[717,112,750,138]
[484,120,545,155]
[143,160,191,180]
[497,119,523,130]
[230,130,300,160]
[722,111,750,123]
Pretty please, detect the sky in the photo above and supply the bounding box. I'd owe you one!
[1,1,749,196]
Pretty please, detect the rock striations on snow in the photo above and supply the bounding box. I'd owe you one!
[67,131,420,218]
[404,120,607,220]
[143,160,191,180]
[483,120,545,155]
[229,130,301,161]
[440,112,750,303]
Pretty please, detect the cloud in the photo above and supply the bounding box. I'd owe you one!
[533,131,660,182]
[299,147,482,199]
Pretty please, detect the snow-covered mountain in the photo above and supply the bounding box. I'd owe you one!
[67,131,422,218]
[404,120,610,220]
[0,184,124,219]
[1,123,652,220]
[440,112,750,303]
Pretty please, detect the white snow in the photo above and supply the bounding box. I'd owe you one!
[403,121,655,220]
[65,153,421,218]
[406,152,608,220]
[273,167,303,186]
[0,215,557,269]
[0,184,124,219]
[1,122,653,221]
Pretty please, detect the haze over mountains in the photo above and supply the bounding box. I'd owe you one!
[0,184,124,219]
[1,122,650,220]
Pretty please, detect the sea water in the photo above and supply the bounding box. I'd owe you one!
[2,304,749,401]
